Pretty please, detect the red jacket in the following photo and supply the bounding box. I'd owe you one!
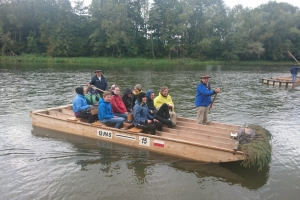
[110,95,127,113]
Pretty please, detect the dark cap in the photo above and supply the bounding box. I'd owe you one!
[201,74,211,79]
[95,69,102,73]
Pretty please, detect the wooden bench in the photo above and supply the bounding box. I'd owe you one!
[90,108,98,115]
[66,105,98,115]
[128,127,143,133]
[67,117,81,121]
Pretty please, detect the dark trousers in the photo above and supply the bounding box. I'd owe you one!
[136,121,162,135]
[77,111,98,123]
[156,103,173,128]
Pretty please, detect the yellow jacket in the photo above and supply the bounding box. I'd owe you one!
[154,92,174,109]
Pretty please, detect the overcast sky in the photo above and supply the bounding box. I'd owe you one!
[77,0,300,8]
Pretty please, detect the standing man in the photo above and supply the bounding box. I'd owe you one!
[195,74,220,125]
[290,64,300,83]
[88,69,108,97]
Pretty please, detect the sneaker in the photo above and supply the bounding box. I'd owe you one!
[230,132,237,138]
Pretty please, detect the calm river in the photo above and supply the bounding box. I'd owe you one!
[0,63,299,200]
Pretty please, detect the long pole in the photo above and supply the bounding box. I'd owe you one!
[288,51,300,65]
[209,94,217,111]
[90,85,105,93]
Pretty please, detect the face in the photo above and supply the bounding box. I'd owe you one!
[83,87,88,94]
[104,94,111,102]
[142,96,147,103]
[201,78,209,84]
[150,92,155,100]
[96,71,102,77]
[114,87,120,95]
[161,89,168,97]
[133,87,139,93]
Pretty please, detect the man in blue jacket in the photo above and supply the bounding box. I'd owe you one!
[290,64,300,83]
[88,69,108,96]
[195,74,220,125]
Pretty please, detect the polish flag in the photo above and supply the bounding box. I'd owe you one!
[154,140,164,147]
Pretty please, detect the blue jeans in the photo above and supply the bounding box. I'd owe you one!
[292,74,297,83]
[102,117,125,128]
[113,113,128,120]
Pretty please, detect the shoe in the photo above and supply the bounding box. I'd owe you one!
[230,132,237,138]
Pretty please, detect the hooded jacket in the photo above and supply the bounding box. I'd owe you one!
[133,99,153,127]
[98,98,114,121]
[195,82,215,107]
[72,87,90,114]
[110,94,127,113]
[154,92,174,109]
[122,88,133,112]
[146,90,158,117]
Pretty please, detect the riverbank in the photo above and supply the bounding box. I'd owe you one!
[0,54,295,66]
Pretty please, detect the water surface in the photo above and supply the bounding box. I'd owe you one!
[0,63,299,199]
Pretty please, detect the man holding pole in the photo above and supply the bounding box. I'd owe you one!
[88,69,108,97]
[195,74,220,125]
[290,64,300,83]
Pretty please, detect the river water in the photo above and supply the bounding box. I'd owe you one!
[0,63,299,200]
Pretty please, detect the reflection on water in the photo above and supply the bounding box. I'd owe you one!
[32,126,269,190]
[1,63,300,199]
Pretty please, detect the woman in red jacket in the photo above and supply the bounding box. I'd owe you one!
[110,86,129,121]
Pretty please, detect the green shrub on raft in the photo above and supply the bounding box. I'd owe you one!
[239,125,272,171]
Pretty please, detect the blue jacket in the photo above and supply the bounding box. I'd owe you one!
[90,75,108,92]
[195,82,215,107]
[133,100,153,126]
[291,66,300,74]
[98,98,114,121]
[72,94,90,113]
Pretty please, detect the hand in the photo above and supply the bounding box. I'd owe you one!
[153,119,159,122]
[114,116,118,118]
[125,112,128,114]
[168,104,173,108]
[215,88,220,93]
[147,120,152,123]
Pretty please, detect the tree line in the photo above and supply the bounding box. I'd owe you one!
[0,0,299,61]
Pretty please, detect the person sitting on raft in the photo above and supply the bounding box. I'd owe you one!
[146,90,173,128]
[85,87,101,105]
[98,91,125,129]
[110,86,130,121]
[133,92,162,135]
[72,87,98,123]
[132,84,142,105]
[122,88,133,113]
[154,86,177,125]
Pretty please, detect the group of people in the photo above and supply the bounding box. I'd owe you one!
[72,69,177,135]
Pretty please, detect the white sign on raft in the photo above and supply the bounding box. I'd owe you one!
[97,129,113,139]
[115,133,136,141]
[139,136,150,147]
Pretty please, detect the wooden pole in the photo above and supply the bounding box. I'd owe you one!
[288,51,300,65]
[209,94,217,111]
[90,85,105,93]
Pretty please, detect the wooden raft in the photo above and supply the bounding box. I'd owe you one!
[262,76,300,87]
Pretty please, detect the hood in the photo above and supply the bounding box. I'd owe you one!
[75,87,84,96]
[123,88,132,96]
[146,90,153,99]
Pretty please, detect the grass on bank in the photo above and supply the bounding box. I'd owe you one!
[0,54,295,66]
